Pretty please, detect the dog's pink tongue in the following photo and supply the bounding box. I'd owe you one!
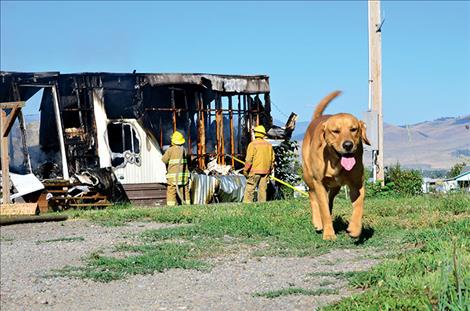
[341,156,356,171]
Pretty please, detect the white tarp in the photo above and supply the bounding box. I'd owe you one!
[6,173,44,201]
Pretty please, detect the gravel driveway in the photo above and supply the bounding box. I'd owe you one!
[1,220,379,311]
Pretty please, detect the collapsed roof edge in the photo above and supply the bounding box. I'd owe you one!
[0,71,270,94]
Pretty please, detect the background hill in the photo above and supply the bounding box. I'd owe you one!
[292,115,470,170]
[9,114,470,172]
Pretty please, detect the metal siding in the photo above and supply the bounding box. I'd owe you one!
[113,119,167,184]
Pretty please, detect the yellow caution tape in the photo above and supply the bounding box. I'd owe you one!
[227,154,309,197]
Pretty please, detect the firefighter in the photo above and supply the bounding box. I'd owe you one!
[243,125,275,203]
[161,131,190,206]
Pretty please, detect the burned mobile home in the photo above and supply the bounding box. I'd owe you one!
[1,71,296,207]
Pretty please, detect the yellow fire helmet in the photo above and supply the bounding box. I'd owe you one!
[171,131,186,145]
[253,125,267,138]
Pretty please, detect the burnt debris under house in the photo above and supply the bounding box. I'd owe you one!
[0,71,297,207]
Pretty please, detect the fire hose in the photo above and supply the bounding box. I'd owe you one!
[225,154,308,197]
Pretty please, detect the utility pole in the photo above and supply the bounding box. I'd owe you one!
[368,0,384,184]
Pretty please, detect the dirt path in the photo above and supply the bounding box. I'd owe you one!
[1,220,379,311]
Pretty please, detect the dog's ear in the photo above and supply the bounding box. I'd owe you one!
[360,121,371,146]
[318,122,327,148]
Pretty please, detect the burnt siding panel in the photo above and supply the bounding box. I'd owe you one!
[0,76,15,102]
[39,88,60,151]
[18,86,42,102]
[0,72,59,102]
[103,89,138,119]
[101,74,135,90]
[101,74,140,119]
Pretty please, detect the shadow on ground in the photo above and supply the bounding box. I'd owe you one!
[332,216,375,245]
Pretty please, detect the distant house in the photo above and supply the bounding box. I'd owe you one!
[422,177,439,193]
[422,166,470,193]
[442,170,470,193]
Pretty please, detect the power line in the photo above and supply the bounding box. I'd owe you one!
[270,100,290,119]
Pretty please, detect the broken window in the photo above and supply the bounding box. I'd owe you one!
[106,122,141,168]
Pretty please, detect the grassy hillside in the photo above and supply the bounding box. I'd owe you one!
[62,194,470,309]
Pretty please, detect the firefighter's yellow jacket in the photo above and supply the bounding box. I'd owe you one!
[161,145,190,185]
[243,138,274,175]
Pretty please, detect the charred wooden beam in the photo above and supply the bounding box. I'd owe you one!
[197,92,206,169]
[264,93,271,113]
[73,78,85,130]
[219,96,225,165]
[17,111,31,172]
[184,91,191,157]
[229,96,235,167]
[246,95,254,141]
[147,107,264,113]
[159,116,163,149]
[1,109,10,204]
[171,89,177,132]
[1,101,24,137]
[0,101,25,109]
[237,95,242,154]
[215,94,222,164]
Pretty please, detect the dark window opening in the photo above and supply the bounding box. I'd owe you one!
[107,122,141,167]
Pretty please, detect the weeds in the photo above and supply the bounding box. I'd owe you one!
[54,242,209,282]
[36,236,85,244]
[435,239,470,310]
[0,236,14,242]
[319,279,337,286]
[323,215,470,310]
[253,287,339,298]
[307,271,357,278]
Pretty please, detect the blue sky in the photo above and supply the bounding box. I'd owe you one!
[1,1,469,125]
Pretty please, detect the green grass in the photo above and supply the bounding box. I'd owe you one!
[322,194,470,311]
[307,271,357,278]
[253,287,339,298]
[0,236,14,242]
[54,243,209,282]
[63,193,470,309]
[319,279,337,287]
[36,236,85,244]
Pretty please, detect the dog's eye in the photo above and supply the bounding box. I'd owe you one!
[332,129,340,134]
[351,128,358,132]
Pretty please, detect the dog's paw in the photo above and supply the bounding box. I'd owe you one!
[322,227,337,240]
[322,233,337,241]
[312,215,323,232]
[346,224,362,238]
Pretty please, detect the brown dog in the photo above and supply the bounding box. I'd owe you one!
[302,91,370,240]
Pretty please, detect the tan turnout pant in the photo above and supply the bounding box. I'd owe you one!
[167,184,190,206]
[243,174,269,203]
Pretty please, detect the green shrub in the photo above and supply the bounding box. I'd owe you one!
[365,180,396,197]
[273,140,301,198]
[447,161,467,178]
[386,163,423,196]
[365,163,423,197]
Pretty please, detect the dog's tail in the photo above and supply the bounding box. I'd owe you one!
[313,91,342,119]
